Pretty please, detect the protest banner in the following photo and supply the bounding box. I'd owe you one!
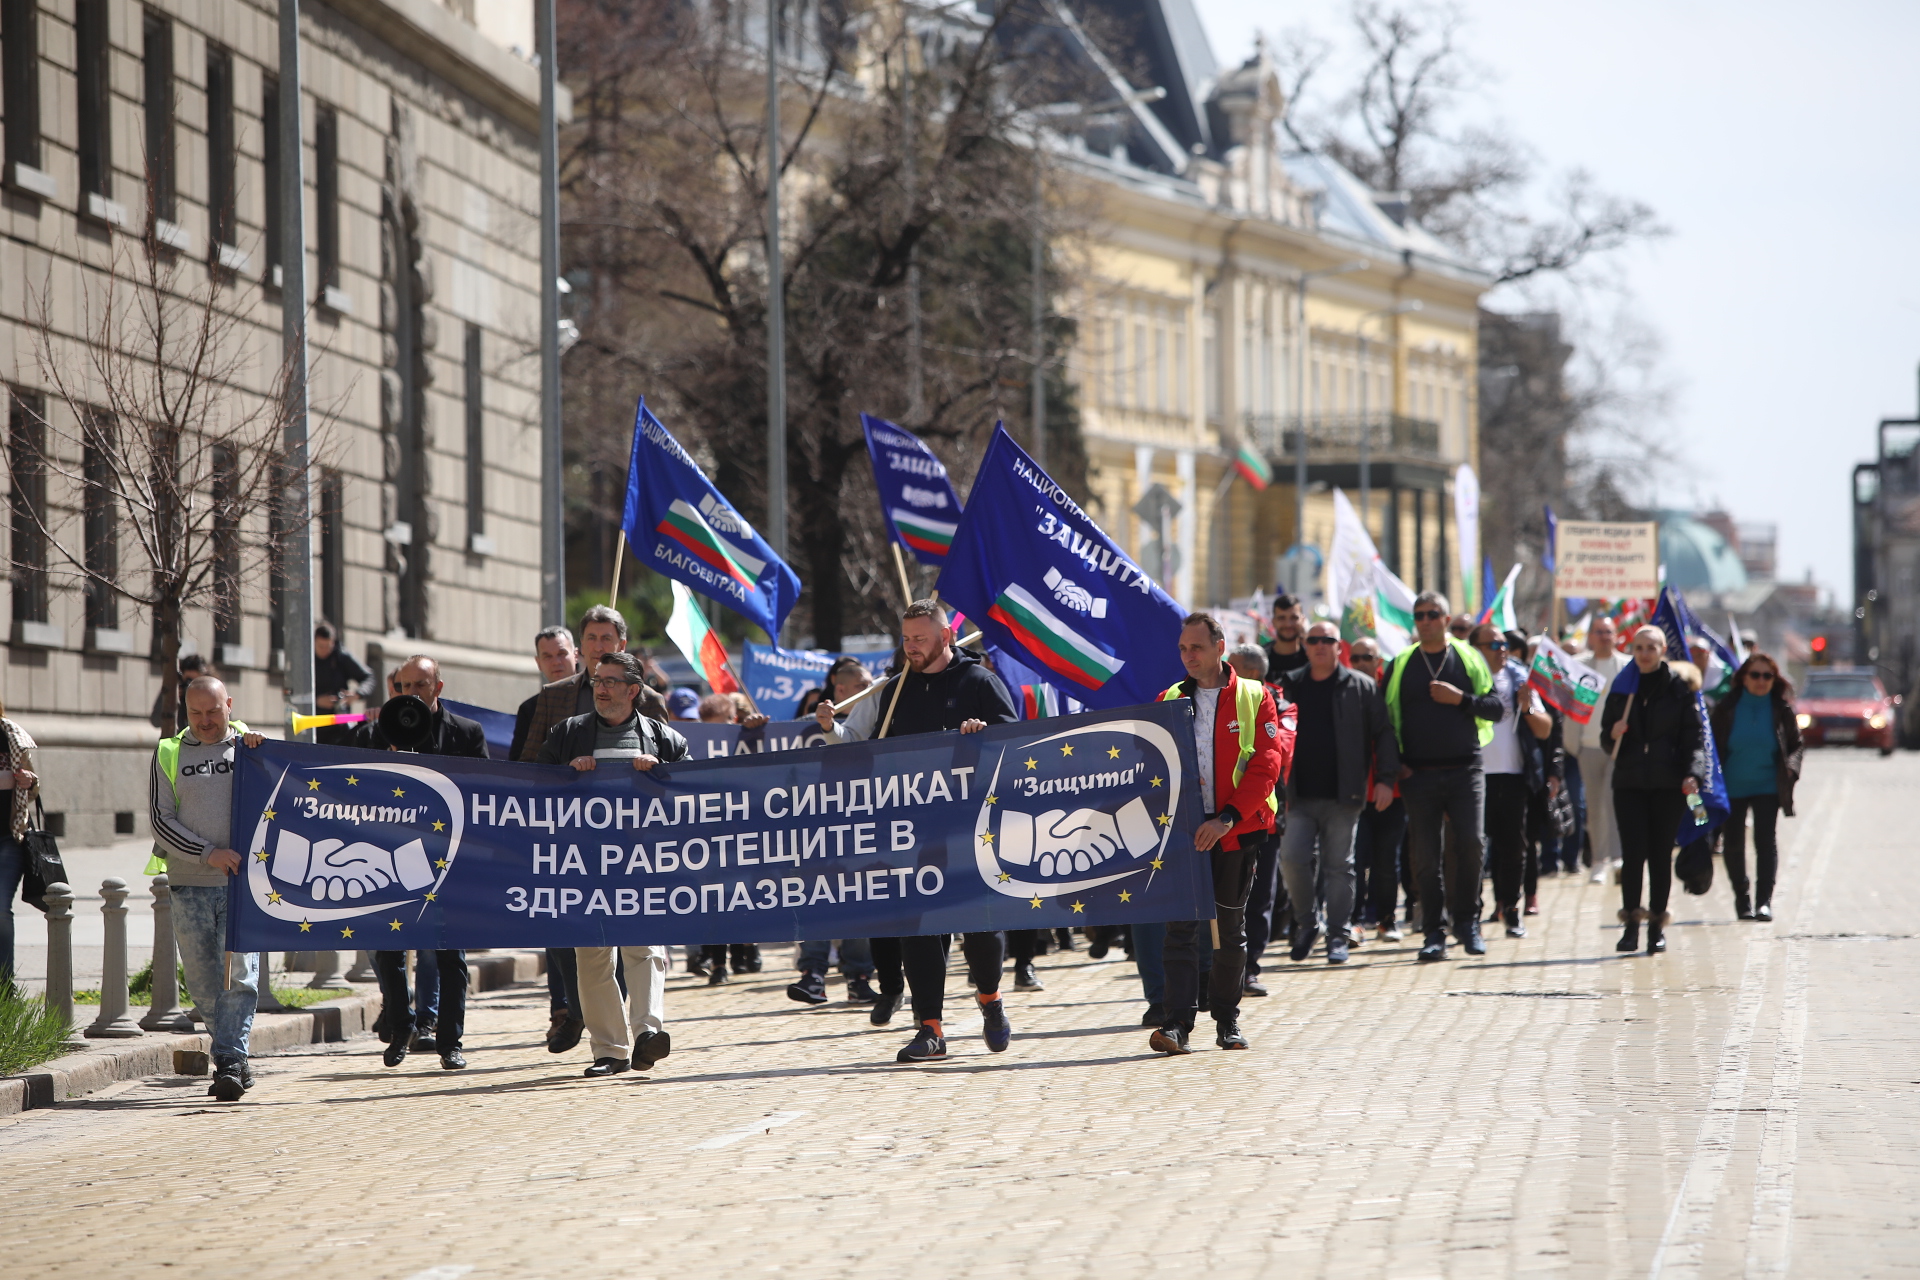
[677,719,831,758]
[1553,521,1659,600]
[1527,636,1606,725]
[862,414,962,566]
[224,701,1208,950]
[740,644,892,719]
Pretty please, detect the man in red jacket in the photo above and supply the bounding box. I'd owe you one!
[1151,613,1291,1054]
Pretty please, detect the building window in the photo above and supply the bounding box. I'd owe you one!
[83,415,119,630]
[464,324,485,543]
[207,46,237,249]
[315,105,340,290]
[212,448,241,648]
[1173,322,1188,416]
[1133,320,1147,411]
[319,470,345,631]
[263,76,281,274]
[1153,326,1166,414]
[8,390,48,624]
[77,0,111,199]
[143,9,176,225]
[1109,313,1125,408]
[1203,309,1220,422]
[1,0,40,183]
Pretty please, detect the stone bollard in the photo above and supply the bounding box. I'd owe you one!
[345,950,376,982]
[254,951,289,1012]
[305,950,353,990]
[41,882,78,1041]
[86,877,144,1038]
[138,874,194,1033]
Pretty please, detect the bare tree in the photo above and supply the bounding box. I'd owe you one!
[558,0,1088,647]
[6,235,303,720]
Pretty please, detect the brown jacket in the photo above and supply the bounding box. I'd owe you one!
[513,670,667,762]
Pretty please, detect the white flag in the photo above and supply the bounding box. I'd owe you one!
[1454,464,1480,612]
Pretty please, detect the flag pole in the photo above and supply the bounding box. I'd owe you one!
[890,542,915,609]
[608,529,627,607]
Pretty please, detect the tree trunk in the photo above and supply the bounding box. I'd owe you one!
[155,595,183,734]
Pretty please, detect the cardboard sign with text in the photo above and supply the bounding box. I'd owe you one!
[1553,521,1658,599]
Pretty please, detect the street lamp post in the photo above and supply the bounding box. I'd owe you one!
[765,2,787,562]
[538,0,563,624]
[277,0,313,736]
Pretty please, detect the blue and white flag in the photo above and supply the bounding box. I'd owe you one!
[1650,586,1739,676]
[1609,654,1731,836]
[740,643,892,720]
[620,398,801,638]
[223,705,1208,949]
[862,414,962,567]
[938,426,1186,709]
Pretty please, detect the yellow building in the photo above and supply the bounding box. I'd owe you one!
[1051,7,1492,610]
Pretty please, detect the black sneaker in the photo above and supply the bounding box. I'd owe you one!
[1087,930,1111,960]
[981,999,1012,1052]
[896,1024,947,1063]
[411,1016,438,1053]
[845,976,880,1003]
[1054,929,1077,951]
[1504,908,1526,939]
[870,990,906,1026]
[1148,1024,1191,1055]
[439,1049,467,1070]
[1462,925,1487,956]
[1327,935,1350,965]
[1289,923,1322,963]
[633,1028,671,1070]
[707,962,730,986]
[732,944,763,973]
[547,1014,584,1055]
[584,1057,629,1078]
[383,1040,409,1068]
[1243,978,1269,997]
[786,971,829,1005]
[1140,1002,1166,1027]
[211,1062,247,1102]
[1214,1020,1249,1050]
[685,952,710,977]
[1013,961,1044,991]
[1418,936,1448,963]
[238,1060,255,1092]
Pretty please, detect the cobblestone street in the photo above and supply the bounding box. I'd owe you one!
[3,752,1915,1278]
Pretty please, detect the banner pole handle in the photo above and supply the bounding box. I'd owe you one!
[825,631,981,714]
[876,669,907,741]
[608,529,628,607]
[890,541,915,610]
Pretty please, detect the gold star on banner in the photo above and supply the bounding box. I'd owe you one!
[389,919,403,932]
[980,831,995,845]
[340,926,355,939]
[1150,776,1163,788]
[267,891,283,905]
[1060,743,1074,756]
[431,820,446,832]
[1118,890,1133,903]
[306,778,320,791]
[1029,896,1043,909]
[424,892,437,903]
[1024,757,1038,771]
[1070,900,1085,914]
[254,850,269,862]
[1108,746,1121,759]
[434,858,449,870]
[391,787,406,797]
[996,873,1012,883]
[1158,813,1173,826]
[298,919,312,932]
[985,794,997,805]
[1151,858,1164,870]
[263,810,276,821]
[345,775,359,786]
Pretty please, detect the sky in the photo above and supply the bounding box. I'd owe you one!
[1191,0,1920,601]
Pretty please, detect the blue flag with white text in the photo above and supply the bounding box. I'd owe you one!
[862,414,963,567]
[620,398,801,638]
[937,425,1186,709]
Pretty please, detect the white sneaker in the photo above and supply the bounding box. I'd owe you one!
[1589,868,1608,884]
[1383,924,1403,942]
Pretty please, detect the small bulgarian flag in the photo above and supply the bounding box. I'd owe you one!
[1233,442,1272,490]
[987,583,1126,691]
[665,581,739,694]
[656,498,766,589]
[889,507,957,558]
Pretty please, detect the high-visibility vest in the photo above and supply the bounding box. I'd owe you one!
[146,722,248,874]
[1382,637,1495,749]
[1159,676,1279,817]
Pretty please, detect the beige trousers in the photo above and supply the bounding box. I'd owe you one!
[1579,747,1623,870]
[575,945,667,1061]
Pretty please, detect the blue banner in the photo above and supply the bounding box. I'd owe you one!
[224,702,1208,950]
[677,719,833,758]
[1650,586,1739,674]
[740,643,893,720]
[443,699,515,760]
[937,426,1186,709]
[620,398,801,638]
[984,641,1083,720]
[862,414,962,567]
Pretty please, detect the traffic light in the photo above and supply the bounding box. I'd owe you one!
[1810,634,1830,665]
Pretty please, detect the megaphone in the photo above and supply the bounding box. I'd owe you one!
[377,694,435,751]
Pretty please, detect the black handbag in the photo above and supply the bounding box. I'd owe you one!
[20,796,68,913]
[1675,833,1715,897]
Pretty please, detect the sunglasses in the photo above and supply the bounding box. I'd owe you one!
[1481,640,1508,651]
[1413,609,1446,621]
[1745,669,1776,681]
[1350,653,1378,662]
[1305,636,1338,646]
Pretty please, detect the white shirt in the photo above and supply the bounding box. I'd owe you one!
[1482,663,1544,776]
[1570,649,1628,753]
[1194,685,1222,812]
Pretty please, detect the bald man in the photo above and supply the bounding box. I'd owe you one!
[353,655,488,757]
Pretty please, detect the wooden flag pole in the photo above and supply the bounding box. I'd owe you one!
[890,542,916,610]
[608,529,628,607]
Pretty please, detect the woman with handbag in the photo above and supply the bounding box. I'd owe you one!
[0,700,42,990]
[1709,651,1804,922]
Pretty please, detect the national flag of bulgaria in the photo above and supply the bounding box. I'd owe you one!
[889,508,957,558]
[1021,684,1067,719]
[987,583,1126,692]
[656,498,765,589]
[1233,443,1272,490]
[665,582,739,694]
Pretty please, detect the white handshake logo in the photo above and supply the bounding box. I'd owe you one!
[271,829,438,902]
[996,798,1161,879]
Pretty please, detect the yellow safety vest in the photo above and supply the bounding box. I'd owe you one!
[1159,676,1279,817]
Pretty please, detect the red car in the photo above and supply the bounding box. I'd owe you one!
[1795,670,1899,755]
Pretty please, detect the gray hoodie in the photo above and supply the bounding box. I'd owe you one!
[149,731,242,888]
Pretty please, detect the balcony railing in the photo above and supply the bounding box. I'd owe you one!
[1241,413,1442,460]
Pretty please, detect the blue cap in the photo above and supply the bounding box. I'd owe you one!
[667,687,702,720]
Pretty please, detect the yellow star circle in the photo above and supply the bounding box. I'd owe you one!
[254,850,268,862]
[985,794,997,805]
[389,919,403,931]
[1151,857,1165,870]
[980,831,995,845]
[306,778,320,791]
[391,787,406,798]
[424,892,437,902]
[434,858,449,870]
[1157,813,1172,826]
[263,810,276,821]
[1024,757,1038,771]
[1107,746,1122,759]
[340,926,354,939]
[297,920,312,932]
[996,873,1012,883]
[431,820,446,832]
[1070,900,1085,914]
[267,891,284,905]
[1118,890,1133,903]
[1029,896,1043,908]
[346,775,359,786]
[1060,743,1074,756]
[1150,776,1164,788]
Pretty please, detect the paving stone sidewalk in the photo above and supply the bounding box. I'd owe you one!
[0,754,1913,1279]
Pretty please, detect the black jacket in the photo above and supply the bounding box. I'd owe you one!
[1277,664,1399,804]
[352,703,490,758]
[1599,662,1709,791]
[537,710,689,766]
[873,648,1017,739]
[1709,689,1805,816]
[509,691,540,763]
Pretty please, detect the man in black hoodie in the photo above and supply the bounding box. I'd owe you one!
[815,600,1018,1062]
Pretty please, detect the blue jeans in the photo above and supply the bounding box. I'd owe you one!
[374,950,467,1050]
[171,885,258,1066]
[0,836,23,988]
[797,938,873,977]
[1552,754,1586,873]
[413,948,440,1020]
